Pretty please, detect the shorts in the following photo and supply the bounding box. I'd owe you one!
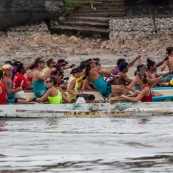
[8,97,17,103]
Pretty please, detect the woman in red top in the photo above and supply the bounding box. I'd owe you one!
[0,70,7,104]
[121,72,152,102]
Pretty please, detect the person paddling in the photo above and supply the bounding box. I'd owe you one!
[2,64,27,104]
[32,58,56,98]
[121,72,153,102]
[31,76,70,104]
[86,60,128,97]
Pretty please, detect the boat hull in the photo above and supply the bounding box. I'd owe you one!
[1,102,173,118]
[151,87,173,102]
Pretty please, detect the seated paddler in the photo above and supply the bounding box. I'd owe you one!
[32,58,56,98]
[85,59,129,97]
[31,76,70,104]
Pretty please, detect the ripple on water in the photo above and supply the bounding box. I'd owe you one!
[1,116,173,172]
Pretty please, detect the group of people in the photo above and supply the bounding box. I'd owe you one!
[1,46,173,105]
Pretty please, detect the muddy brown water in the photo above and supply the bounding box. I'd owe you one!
[1,116,173,172]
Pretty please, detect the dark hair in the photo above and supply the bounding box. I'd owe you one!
[0,70,3,80]
[93,58,100,62]
[117,58,125,66]
[80,59,92,67]
[4,61,12,66]
[17,63,24,73]
[119,62,128,72]
[147,58,155,70]
[79,64,86,70]
[29,64,36,70]
[166,46,173,55]
[70,67,81,75]
[134,64,146,76]
[137,72,148,84]
[52,65,64,75]
[47,58,54,67]
[13,61,21,66]
[49,75,57,86]
[35,58,43,67]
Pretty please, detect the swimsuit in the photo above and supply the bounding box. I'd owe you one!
[32,80,46,98]
[140,85,152,102]
[93,75,112,97]
[48,89,62,104]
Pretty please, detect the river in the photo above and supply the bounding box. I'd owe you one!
[1,116,173,172]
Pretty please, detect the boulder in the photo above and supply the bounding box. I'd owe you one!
[0,0,64,30]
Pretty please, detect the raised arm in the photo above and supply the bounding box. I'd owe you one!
[38,68,56,81]
[128,55,141,67]
[160,60,168,71]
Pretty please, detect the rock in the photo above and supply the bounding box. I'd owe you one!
[0,0,64,30]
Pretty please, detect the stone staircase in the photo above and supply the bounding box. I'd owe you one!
[50,0,125,37]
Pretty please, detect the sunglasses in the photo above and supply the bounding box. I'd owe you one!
[45,80,52,83]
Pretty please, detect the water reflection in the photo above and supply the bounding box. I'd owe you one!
[0,116,173,172]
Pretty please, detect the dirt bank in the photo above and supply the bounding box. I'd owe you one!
[0,22,172,71]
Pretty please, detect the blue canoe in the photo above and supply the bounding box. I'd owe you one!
[151,87,173,102]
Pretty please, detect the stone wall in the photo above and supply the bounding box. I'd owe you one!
[0,0,64,30]
[109,17,173,40]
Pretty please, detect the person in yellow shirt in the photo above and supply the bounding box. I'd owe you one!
[77,64,86,90]
[67,68,82,102]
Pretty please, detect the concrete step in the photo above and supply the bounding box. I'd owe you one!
[59,20,108,28]
[60,16,110,23]
[76,5,124,9]
[51,25,109,33]
[75,8,125,13]
[72,12,125,17]
[85,0,123,3]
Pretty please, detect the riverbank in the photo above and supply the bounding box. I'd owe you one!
[0,22,172,69]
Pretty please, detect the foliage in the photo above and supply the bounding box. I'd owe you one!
[65,0,88,14]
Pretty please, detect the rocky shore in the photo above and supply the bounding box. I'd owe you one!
[0,22,172,70]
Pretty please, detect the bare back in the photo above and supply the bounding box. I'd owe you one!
[116,72,132,86]
[88,67,101,83]
[167,57,173,71]
[32,70,44,82]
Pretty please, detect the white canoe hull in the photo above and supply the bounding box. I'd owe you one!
[0,102,173,118]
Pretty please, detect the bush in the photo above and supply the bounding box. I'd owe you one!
[65,0,88,14]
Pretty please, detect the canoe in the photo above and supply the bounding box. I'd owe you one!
[151,87,173,102]
[0,102,173,118]
[25,88,173,102]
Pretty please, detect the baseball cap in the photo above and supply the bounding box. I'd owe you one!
[57,59,68,66]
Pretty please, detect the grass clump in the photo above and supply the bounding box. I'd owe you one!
[65,0,88,14]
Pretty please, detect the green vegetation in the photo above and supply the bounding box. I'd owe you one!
[65,0,88,14]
